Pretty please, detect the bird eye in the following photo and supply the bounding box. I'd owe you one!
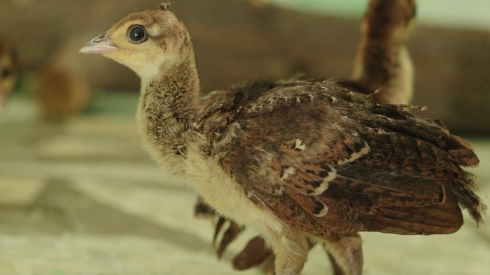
[1,68,11,78]
[127,25,148,43]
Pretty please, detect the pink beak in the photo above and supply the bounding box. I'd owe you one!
[79,34,118,54]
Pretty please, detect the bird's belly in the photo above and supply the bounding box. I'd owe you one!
[185,146,284,235]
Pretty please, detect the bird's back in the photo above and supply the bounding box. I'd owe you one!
[198,79,485,237]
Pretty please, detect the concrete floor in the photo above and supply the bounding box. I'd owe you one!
[0,96,489,275]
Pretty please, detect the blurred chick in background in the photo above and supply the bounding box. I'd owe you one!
[0,36,20,108]
[34,38,93,121]
[34,64,91,121]
[352,0,416,104]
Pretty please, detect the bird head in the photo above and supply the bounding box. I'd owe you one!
[363,0,417,42]
[80,3,194,82]
[0,37,20,109]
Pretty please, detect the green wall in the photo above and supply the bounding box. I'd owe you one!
[262,0,490,30]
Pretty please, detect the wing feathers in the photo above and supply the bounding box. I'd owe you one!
[281,163,334,196]
[256,192,362,236]
[315,133,370,165]
[333,166,446,207]
[286,190,329,217]
[207,80,485,237]
[356,190,464,234]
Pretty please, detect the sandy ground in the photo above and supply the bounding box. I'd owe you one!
[0,96,489,275]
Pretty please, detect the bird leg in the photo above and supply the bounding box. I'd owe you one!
[268,230,309,275]
[327,252,347,275]
[322,233,364,275]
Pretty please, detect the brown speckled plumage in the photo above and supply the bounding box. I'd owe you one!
[81,2,486,275]
[196,0,457,273]
[199,79,483,230]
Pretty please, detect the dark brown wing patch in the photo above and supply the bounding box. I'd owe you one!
[333,166,446,207]
[280,163,335,196]
[205,80,485,237]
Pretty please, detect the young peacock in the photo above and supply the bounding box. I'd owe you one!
[80,3,485,275]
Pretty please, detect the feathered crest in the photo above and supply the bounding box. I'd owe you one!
[158,3,171,11]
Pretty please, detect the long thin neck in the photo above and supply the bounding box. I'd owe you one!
[352,38,413,105]
[137,58,200,157]
[353,39,403,85]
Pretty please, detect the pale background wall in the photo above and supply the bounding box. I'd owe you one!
[263,0,490,30]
